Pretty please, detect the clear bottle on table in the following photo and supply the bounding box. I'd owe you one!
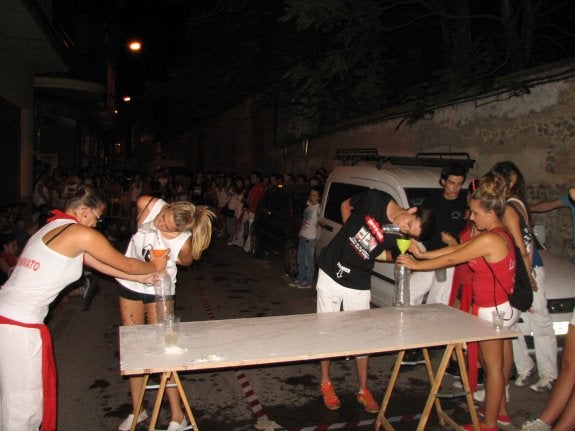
[393,264,410,307]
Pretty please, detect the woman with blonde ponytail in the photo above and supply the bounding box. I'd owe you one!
[397,173,519,431]
[115,195,214,431]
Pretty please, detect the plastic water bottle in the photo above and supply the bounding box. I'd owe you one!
[154,270,173,322]
[393,264,410,307]
[382,224,401,234]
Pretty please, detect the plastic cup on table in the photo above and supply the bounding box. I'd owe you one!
[492,311,505,330]
[163,315,180,346]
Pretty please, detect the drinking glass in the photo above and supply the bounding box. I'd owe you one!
[163,315,180,346]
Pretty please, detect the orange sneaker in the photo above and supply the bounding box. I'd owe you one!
[357,388,380,413]
[320,382,341,410]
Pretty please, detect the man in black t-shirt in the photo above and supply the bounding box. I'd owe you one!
[316,188,435,413]
[410,163,467,305]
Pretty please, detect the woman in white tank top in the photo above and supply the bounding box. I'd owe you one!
[116,195,214,431]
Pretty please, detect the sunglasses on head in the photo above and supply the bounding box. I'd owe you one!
[469,178,480,193]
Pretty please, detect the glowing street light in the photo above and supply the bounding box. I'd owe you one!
[123,96,131,102]
[128,40,142,52]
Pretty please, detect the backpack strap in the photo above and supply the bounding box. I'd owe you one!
[506,199,528,225]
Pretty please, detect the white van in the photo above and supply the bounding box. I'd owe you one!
[315,152,574,340]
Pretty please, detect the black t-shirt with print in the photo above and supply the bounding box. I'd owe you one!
[318,189,398,290]
[421,190,467,251]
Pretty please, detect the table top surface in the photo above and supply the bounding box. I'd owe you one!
[119,303,518,375]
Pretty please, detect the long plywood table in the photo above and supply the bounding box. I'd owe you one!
[119,304,518,431]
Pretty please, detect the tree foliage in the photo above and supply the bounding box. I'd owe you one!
[279,0,575,130]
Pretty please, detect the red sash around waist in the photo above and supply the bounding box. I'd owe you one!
[0,315,57,431]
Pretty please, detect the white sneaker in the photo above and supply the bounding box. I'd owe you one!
[530,376,555,393]
[118,410,149,431]
[167,417,188,431]
[515,367,535,387]
[473,384,509,403]
[521,418,552,431]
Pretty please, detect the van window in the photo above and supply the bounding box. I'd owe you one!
[404,188,439,207]
[323,183,369,224]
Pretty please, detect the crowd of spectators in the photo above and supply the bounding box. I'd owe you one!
[0,162,329,311]
[0,162,329,261]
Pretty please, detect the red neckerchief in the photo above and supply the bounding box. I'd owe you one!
[46,209,79,223]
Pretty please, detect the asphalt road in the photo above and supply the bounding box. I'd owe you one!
[49,238,551,431]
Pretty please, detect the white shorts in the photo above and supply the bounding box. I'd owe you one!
[477,301,521,328]
[570,306,575,326]
[316,269,371,313]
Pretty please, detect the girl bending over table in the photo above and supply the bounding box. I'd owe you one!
[115,196,213,431]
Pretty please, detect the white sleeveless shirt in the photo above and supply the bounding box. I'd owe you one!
[117,199,191,295]
[0,220,83,323]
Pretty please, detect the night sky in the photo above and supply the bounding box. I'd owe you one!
[117,0,192,100]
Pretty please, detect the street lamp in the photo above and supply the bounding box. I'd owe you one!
[128,40,142,52]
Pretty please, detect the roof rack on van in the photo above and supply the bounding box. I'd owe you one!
[335,148,475,170]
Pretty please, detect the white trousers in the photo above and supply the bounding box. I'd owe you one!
[0,325,43,431]
[242,211,255,252]
[409,267,455,305]
[512,266,558,379]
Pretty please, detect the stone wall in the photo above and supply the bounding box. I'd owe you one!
[297,68,575,258]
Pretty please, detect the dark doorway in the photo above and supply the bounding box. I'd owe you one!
[0,97,20,203]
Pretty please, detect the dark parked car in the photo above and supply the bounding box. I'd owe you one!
[250,184,310,276]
